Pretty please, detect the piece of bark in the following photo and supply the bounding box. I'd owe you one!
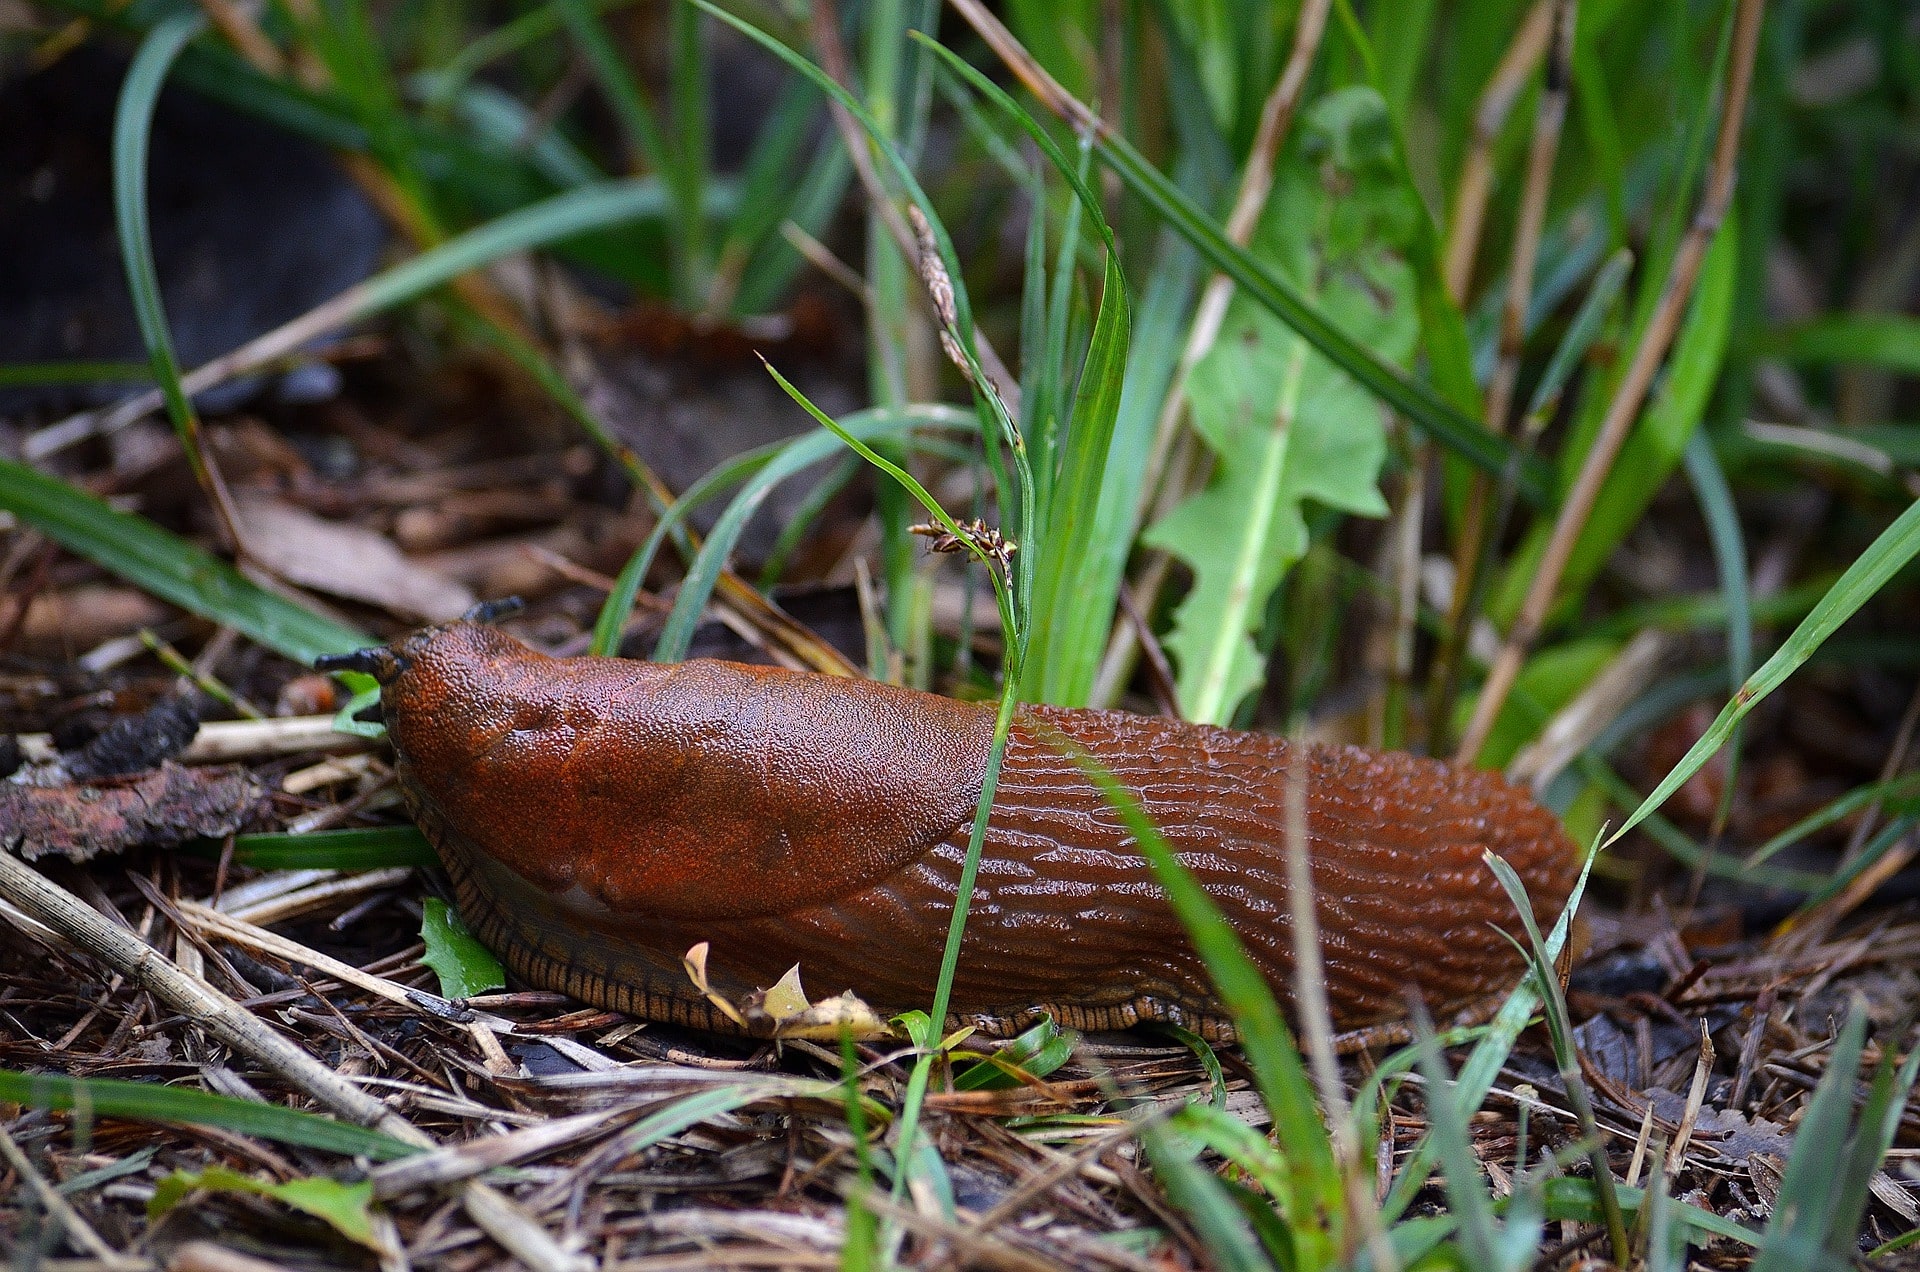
[4,761,267,860]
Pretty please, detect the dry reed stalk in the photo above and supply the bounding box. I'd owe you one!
[1072,0,1334,706]
[1427,0,1577,750]
[1455,0,1766,764]
[1440,0,1556,302]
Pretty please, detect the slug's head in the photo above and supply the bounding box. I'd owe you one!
[314,598,528,727]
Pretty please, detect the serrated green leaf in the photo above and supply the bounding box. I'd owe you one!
[150,1165,379,1248]
[1143,87,1418,723]
[419,898,505,999]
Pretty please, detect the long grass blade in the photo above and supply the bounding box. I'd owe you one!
[0,460,366,666]
[0,1071,419,1161]
[112,11,228,518]
[1609,494,1920,845]
[1059,738,1343,1254]
[651,407,980,661]
[222,829,438,870]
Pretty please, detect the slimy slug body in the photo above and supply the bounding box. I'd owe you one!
[338,620,1579,1041]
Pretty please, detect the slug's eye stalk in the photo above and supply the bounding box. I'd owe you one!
[463,596,524,625]
[314,646,407,683]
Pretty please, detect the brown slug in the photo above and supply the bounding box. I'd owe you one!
[321,616,1579,1042]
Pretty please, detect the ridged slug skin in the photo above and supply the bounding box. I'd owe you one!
[364,621,1579,1041]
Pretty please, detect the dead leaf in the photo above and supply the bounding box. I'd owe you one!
[236,495,474,622]
[682,941,748,1029]
[766,991,896,1042]
[1690,1107,1794,1163]
[759,964,810,1022]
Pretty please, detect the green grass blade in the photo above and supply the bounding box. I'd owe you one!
[352,179,683,317]
[1748,773,1920,867]
[1139,1124,1273,1272]
[181,829,439,870]
[590,436,794,657]
[952,1017,1074,1091]
[557,0,669,176]
[1683,426,1752,830]
[1484,853,1628,1262]
[695,3,1025,500]
[0,1071,419,1161]
[112,12,213,468]
[1608,493,1920,846]
[1575,755,1829,892]
[710,72,824,309]
[667,0,711,301]
[1674,436,1751,707]
[1792,816,1920,913]
[760,453,864,587]
[1539,1179,1757,1247]
[1833,1042,1920,1255]
[1027,251,1131,705]
[424,0,644,113]
[0,460,367,666]
[1750,1008,1868,1271]
[753,361,1024,1228]
[732,131,854,315]
[1410,1026,1508,1271]
[1765,313,1920,375]
[651,405,980,661]
[587,405,974,660]
[415,74,604,187]
[1384,837,1599,1221]
[918,38,1138,705]
[1525,249,1636,422]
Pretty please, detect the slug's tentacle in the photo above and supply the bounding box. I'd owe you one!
[372,621,1582,1041]
[313,647,405,681]
[462,596,525,625]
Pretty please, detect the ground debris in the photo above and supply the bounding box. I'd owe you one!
[3,761,266,860]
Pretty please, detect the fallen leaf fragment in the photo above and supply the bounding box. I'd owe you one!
[237,494,475,622]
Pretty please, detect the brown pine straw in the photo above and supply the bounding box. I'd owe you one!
[1455,0,1768,765]
[0,848,592,1272]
